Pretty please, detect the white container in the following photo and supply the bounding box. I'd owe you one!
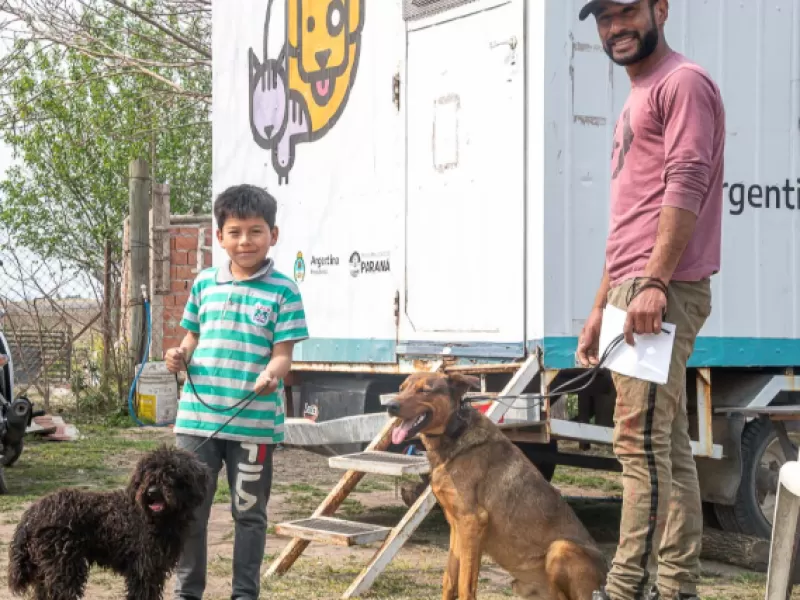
[212,0,800,370]
[135,362,178,426]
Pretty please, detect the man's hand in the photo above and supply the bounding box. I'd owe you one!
[255,370,278,396]
[623,287,667,345]
[577,308,604,367]
[164,347,187,374]
[0,354,7,368]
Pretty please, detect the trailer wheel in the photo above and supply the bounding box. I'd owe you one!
[714,417,794,539]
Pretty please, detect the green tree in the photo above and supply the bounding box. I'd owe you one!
[0,0,211,281]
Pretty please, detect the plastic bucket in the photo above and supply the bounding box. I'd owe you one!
[135,362,178,426]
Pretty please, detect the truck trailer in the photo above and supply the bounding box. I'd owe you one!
[211,0,800,541]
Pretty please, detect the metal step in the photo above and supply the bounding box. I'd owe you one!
[275,516,391,547]
[379,391,497,405]
[328,450,431,476]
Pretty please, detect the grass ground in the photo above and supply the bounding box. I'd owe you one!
[0,425,795,599]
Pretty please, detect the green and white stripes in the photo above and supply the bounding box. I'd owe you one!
[175,260,308,444]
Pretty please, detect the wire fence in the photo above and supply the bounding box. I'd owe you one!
[0,243,114,413]
[0,173,212,420]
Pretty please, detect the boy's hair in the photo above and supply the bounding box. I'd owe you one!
[214,184,278,230]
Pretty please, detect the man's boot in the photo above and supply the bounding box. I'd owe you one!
[648,586,700,600]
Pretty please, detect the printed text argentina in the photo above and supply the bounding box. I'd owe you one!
[725,180,800,216]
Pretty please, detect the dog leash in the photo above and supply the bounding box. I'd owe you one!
[468,277,672,411]
[177,354,269,453]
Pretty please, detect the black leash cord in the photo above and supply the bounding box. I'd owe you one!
[626,276,669,321]
[180,354,265,413]
[470,278,672,411]
[176,354,269,453]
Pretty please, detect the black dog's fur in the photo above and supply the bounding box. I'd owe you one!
[7,444,209,600]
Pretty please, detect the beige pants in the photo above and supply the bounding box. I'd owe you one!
[604,278,712,600]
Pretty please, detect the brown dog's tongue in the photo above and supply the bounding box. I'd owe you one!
[392,420,414,445]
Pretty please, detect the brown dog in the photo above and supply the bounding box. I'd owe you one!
[387,372,607,600]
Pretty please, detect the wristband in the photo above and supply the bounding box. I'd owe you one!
[627,277,669,320]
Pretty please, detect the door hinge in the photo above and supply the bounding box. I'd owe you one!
[393,290,400,326]
[393,72,401,111]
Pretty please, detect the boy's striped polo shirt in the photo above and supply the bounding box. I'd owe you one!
[174,259,309,444]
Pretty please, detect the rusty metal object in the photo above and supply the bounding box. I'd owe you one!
[442,361,523,374]
[289,358,443,375]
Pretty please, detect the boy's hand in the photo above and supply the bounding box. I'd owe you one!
[255,370,278,396]
[165,347,187,374]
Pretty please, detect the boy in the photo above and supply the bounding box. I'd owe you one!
[164,184,308,600]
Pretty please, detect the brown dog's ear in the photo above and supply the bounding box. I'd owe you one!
[398,374,413,391]
[447,373,480,399]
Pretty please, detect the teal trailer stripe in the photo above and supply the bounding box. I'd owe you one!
[289,336,800,368]
[293,337,397,363]
[540,336,800,369]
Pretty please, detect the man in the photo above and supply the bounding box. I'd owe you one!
[575,1,725,599]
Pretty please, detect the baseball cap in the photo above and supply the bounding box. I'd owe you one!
[578,0,640,21]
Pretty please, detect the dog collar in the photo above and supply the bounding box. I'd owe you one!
[425,389,470,440]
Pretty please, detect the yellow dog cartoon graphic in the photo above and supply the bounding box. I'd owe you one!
[249,0,364,184]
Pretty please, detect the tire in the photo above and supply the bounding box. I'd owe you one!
[1,441,23,467]
[0,466,7,495]
[714,417,794,539]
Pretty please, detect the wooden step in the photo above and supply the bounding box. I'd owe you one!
[328,450,431,476]
[275,517,391,547]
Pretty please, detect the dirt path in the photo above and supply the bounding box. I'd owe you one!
[0,438,792,599]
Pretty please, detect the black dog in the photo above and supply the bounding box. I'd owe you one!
[7,444,209,600]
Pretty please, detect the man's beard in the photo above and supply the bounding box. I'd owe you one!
[603,26,659,66]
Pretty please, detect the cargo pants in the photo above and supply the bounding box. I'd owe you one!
[604,278,712,600]
[173,434,274,600]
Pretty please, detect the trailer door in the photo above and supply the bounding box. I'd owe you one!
[399,0,526,358]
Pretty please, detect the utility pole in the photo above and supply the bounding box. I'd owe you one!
[128,158,150,369]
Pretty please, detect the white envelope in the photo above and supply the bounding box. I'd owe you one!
[597,304,676,385]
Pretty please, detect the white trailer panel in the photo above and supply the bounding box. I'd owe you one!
[212,0,405,364]
[399,0,526,357]
[212,0,800,370]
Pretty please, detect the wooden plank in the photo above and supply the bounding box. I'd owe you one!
[328,451,431,476]
[275,517,391,547]
[343,487,439,598]
[485,354,541,423]
[716,405,800,419]
[128,158,150,366]
[149,183,170,361]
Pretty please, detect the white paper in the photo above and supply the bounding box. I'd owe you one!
[597,305,676,385]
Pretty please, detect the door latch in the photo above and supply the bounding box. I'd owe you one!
[490,36,517,50]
